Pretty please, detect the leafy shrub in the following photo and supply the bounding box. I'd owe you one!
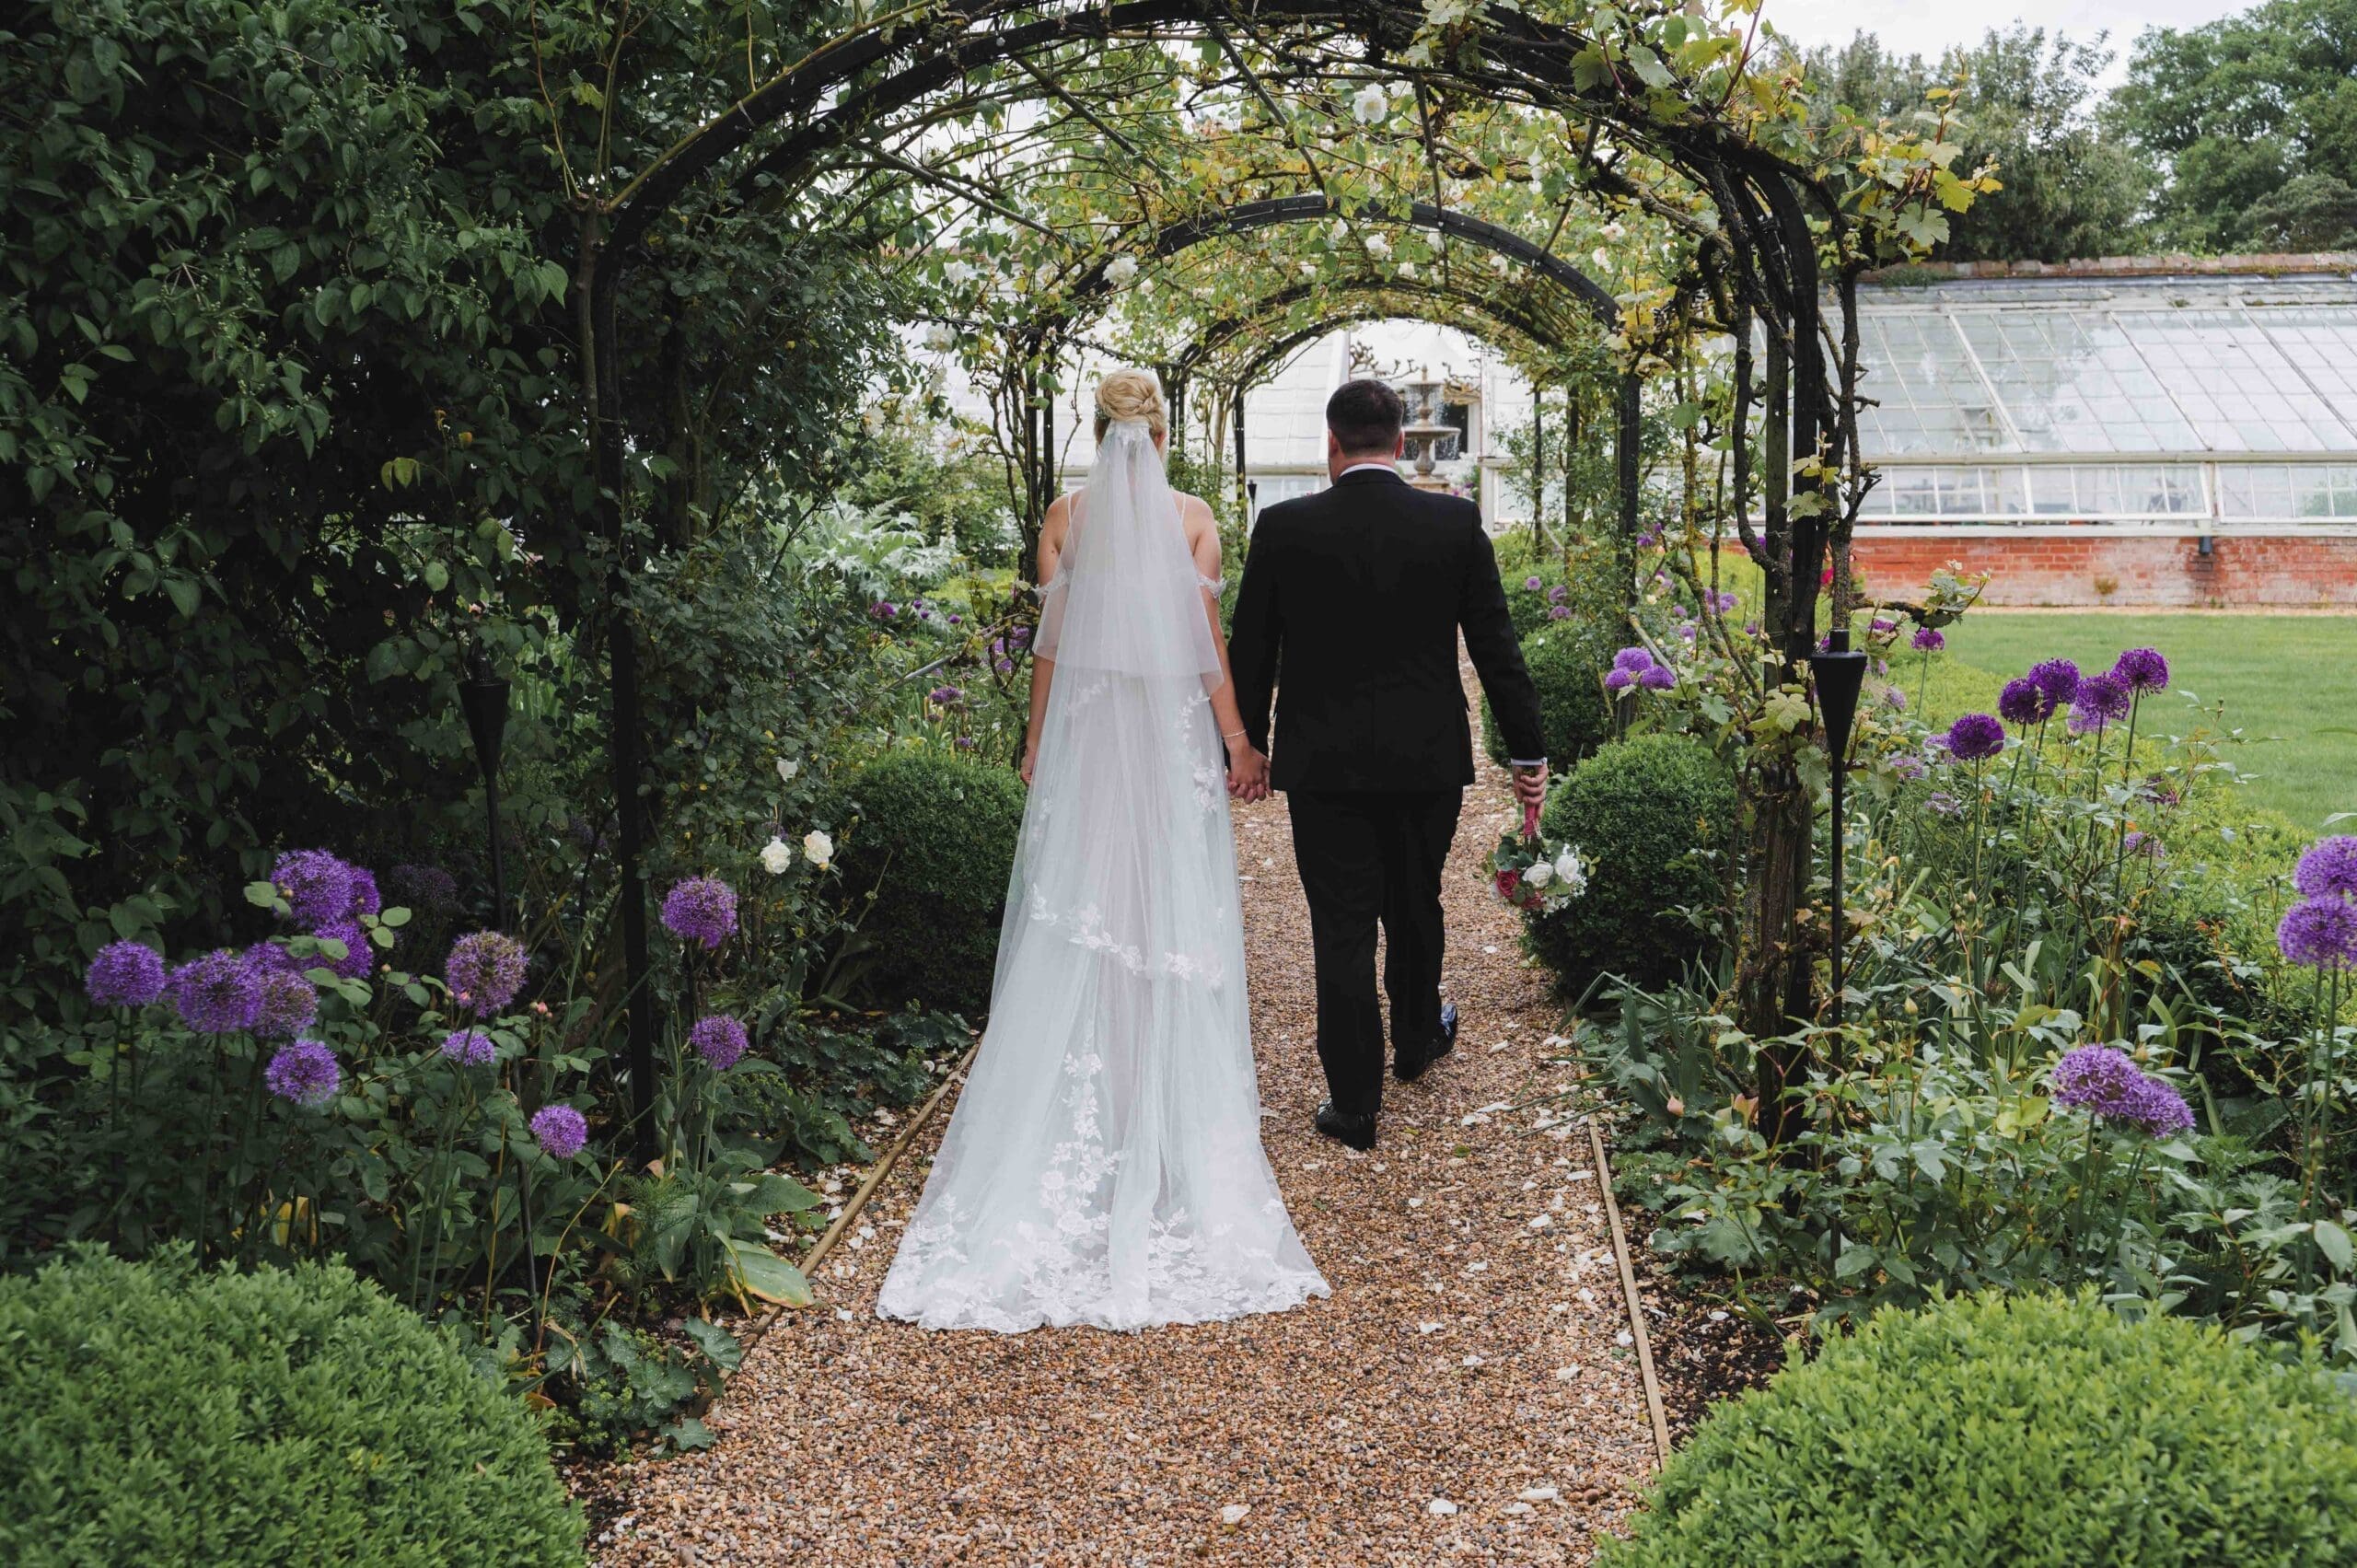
[1480,622,1616,772]
[1528,735,1736,995]
[1605,1292,2357,1568]
[831,752,1026,1015]
[0,1249,583,1566]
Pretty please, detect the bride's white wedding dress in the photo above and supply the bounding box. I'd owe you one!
[876,419,1329,1332]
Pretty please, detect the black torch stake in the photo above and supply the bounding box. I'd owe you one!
[459,645,514,930]
[1809,624,1869,1026]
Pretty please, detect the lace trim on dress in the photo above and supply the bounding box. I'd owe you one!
[1024,889,1228,988]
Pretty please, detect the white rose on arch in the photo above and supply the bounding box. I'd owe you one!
[803,830,834,870]
[1105,253,1139,286]
[1364,233,1392,260]
[942,259,973,285]
[759,838,795,876]
[923,323,956,352]
[1352,83,1387,124]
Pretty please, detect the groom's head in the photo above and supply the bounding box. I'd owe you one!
[1325,378,1406,480]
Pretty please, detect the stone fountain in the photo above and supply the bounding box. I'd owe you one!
[1398,366,1459,491]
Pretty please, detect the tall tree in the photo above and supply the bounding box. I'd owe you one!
[1792,26,2148,262]
[2107,0,2357,252]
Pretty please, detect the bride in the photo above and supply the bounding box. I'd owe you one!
[877,370,1330,1332]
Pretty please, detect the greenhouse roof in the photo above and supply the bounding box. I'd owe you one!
[1851,261,2357,527]
[1855,266,2357,460]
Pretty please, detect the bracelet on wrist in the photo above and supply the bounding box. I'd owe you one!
[1221,727,1248,741]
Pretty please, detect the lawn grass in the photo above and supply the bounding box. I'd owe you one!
[1914,614,2357,831]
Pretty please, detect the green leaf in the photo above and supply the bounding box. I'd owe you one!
[660,1416,715,1451]
[724,1239,812,1307]
[423,560,449,592]
[163,575,201,619]
[2316,1220,2354,1272]
[683,1318,744,1372]
[244,879,282,909]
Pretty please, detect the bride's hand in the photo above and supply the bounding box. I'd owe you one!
[1227,744,1270,803]
[1020,746,1039,788]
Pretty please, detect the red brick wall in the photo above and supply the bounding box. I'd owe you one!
[1851,531,2357,609]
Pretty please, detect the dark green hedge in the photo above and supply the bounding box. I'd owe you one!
[1605,1291,2357,1568]
[1481,621,1616,772]
[834,751,1027,1016]
[0,1249,583,1566]
[1527,733,1735,996]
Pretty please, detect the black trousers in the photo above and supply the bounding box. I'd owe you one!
[1285,788,1464,1118]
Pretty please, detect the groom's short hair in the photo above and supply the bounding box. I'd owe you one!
[1326,378,1404,455]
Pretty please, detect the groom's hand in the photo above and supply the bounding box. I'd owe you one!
[1511,763,1548,811]
[1228,745,1271,803]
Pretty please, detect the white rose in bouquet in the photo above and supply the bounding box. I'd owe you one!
[1551,849,1587,894]
[1523,860,1553,889]
[760,838,795,876]
[802,830,834,869]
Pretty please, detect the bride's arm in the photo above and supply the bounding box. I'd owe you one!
[1188,501,1270,801]
[1020,497,1067,786]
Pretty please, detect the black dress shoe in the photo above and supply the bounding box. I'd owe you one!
[1315,1099,1377,1151]
[1394,1003,1459,1084]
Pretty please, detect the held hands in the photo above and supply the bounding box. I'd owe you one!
[1227,742,1271,803]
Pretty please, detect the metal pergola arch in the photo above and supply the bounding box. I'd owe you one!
[578,3,1857,1145]
[1006,195,1645,574]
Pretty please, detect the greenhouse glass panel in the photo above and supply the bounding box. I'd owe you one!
[1857,312,2009,455]
[2113,310,2357,453]
[1861,465,2028,517]
[2026,464,2206,517]
[2256,310,2357,436]
[1954,310,2198,454]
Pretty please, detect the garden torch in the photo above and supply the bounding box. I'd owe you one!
[1810,624,1869,1025]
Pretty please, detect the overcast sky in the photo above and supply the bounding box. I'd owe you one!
[1759,0,2256,87]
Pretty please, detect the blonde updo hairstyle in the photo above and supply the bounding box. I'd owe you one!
[1093,369,1168,441]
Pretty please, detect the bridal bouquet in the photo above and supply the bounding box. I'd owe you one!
[1482,804,1589,916]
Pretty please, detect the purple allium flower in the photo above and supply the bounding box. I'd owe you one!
[2124,1074,2195,1136]
[2051,1045,2144,1120]
[1713,590,1740,613]
[1525,575,1544,591]
[947,613,963,626]
[441,1027,496,1067]
[272,850,356,928]
[995,657,1016,675]
[1891,755,1928,781]
[1883,687,1908,711]
[689,1014,750,1071]
[955,736,977,749]
[2121,830,2165,861]
[1870,616,1897,636]
[1612,646,1655,674]
[1671,604,1689,620]
[1927,792,1962,817]
[660,876,738,951]
[871,600,898,619]
[1550,605,1573,621]
[264,1040,340,1109]
[1010,626,1031,646]
[1675,621,1698,641]
[1604,668,1634,692]
[2292,836,2357,901]
[1637,664,1677,691]
[927,685,964,705]
[346,867,380,919]
[387,863,459,914]
[1999,677,2052,727]
[2279,897,2357,970]
[314,918,373,981]
[1945,714,2005,762]
[169,949,263,1034]
[445,930,529,1015]
[2111,647,2169,694]
[2070,673,2130,732]
[1911,626,1945,652]
[250,968,318,1039]
[2028,658,2082,708]
[990,637,1006,656]
[86,941,167,1009]
[1549,586,1568,604]
[529,1103,589,1160]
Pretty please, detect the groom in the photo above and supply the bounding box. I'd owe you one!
[1226,378,1549,1151]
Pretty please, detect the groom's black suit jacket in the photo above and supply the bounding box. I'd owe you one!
[1227,467,1546,793]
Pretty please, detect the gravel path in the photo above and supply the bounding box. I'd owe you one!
[599,664,1656,1566]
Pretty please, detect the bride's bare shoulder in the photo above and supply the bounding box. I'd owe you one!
[1172,490,1215,530]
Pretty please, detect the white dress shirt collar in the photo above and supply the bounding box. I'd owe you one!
[1339,459,1399,479]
